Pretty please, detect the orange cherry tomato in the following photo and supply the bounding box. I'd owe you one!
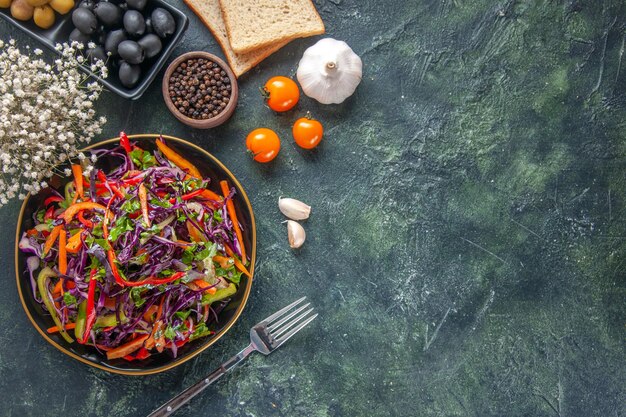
[246,128,281,163]
[263,76,299,112]
[293,116,323,149]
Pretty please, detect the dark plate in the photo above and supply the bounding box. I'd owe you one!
[14,134,256,375]
[0,2,188,100]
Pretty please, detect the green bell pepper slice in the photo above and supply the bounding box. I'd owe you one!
[37,267,73,343]
[201,283,236,306]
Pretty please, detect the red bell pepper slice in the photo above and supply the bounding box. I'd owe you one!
[44,206,55,220]
[97,171,125,199]
[120,132,132,154]
[78,269,97,344]
[44,195,64,206]
[168,189,203,204]
[77,211,94,228]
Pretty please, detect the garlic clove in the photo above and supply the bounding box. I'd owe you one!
[297,38,363,105]
[287,220,306,249]
[278,197,311,220]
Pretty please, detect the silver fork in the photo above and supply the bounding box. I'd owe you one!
[147,297,317,417]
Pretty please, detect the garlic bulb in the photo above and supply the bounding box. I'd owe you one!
[287,220,306,249]
[297,38,363,105]
[278,197,311,220]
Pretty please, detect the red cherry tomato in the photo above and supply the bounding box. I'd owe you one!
[246,128,281,163]
[263,76,300,112]
[293,116,323,149]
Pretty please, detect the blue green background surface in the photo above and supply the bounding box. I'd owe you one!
[1,0,625,416]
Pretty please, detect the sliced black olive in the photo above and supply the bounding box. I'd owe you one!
[118,61,141,88]
[94,1,122,27]
[72,8,98,35]
[126,0,147,11]
[117,39,144,64]
[151,8,175,38]
[123,10,145,37]
[105,29,127,56]
[137,34,161,59]
[69,28,91,46]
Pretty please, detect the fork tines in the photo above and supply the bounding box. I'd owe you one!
[262,297,317,347]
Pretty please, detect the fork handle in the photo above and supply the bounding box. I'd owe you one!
[147,344,256,417]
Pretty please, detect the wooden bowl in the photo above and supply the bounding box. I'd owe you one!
[162,52,239,129]
[15,134,256,375]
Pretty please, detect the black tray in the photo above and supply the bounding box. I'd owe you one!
[0,1,188,100]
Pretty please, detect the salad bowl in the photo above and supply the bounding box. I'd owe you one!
[14,134,256,375]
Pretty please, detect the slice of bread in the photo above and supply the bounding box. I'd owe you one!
[184,0,290,77]
[219,0,325,54]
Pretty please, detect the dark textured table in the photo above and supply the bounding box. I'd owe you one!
[1,1,625,416]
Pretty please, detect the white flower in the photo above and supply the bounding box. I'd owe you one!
[0,40,107,207]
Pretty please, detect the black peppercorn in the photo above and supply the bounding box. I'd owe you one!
[168,58,233,120]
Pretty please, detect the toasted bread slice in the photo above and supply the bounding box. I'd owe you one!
[219,0,325,54]
[184,0,290,77]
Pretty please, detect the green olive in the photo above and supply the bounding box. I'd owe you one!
[33,4,55,28]
[10,0,34,20]
[49,0,73,14]
[0,0,12,9]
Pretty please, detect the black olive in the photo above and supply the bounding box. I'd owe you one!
[151,8,175,38]
[72,8,98,35]
[117,40,144,64]
[137,34,161,58]
[105,29,127,56]
[126,0,147,11]
[118,61,141,88]
[123,10,145,37]
[87,46,107,64]
[94,2,122,27]
[97,31,107,45]
[119,2,127,10]
[69,28,91,46]
[144,17,152,33]
[78,0,94,10]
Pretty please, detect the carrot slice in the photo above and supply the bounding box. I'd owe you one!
[156,296,165,320]
[47,322,77,334]
[66,230,84,254]
[58,228,67,275]
[220,180,246,263]
[199,189,222,202]
[43,225,63,256]
[186,220,205,242]
[156,139,202,179]
[213,255,233,269]
[224,245,252,278]
[106,334,149,360]
[142,305,158,323]
[190,279,216,294]
[71,164,83,199]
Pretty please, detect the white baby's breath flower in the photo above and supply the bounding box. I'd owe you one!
[0,40,107,207]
